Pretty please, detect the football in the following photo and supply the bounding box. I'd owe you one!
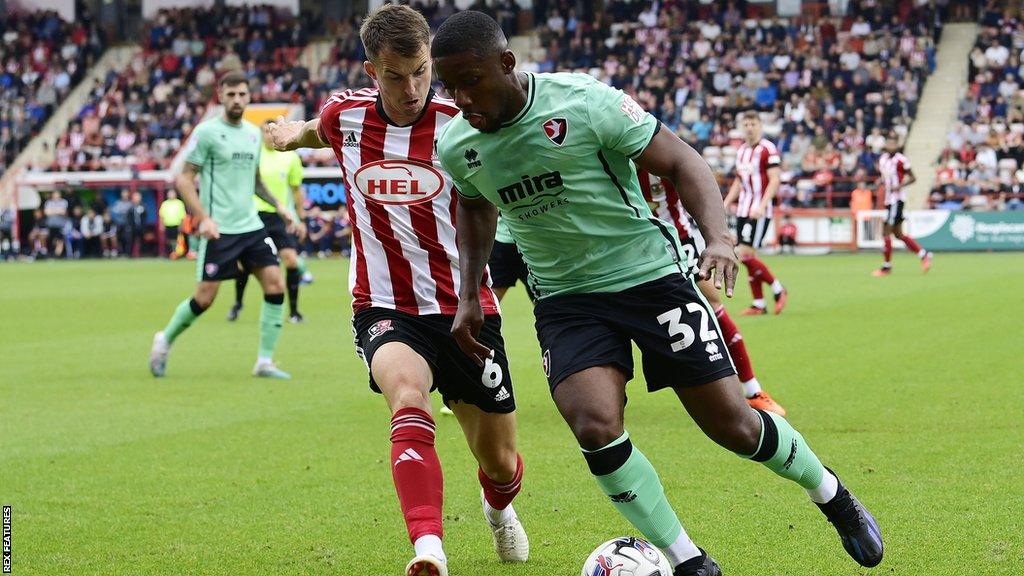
[581,536,672,576]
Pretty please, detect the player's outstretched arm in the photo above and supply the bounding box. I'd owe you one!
[452,194,499,366]
[635,125,738,296]
[267,116,329,151]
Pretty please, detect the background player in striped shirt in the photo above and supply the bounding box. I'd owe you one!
[638,169,786,416]
[265,6,527,576]
[874,134,933,277]
[723,112,788,316]
[434,12,882,575]
[229,120,309,323]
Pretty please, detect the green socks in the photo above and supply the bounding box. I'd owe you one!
[582,432,684,549]
[746,409,825,490]
[258,294,285,360]
[164,298,205,344]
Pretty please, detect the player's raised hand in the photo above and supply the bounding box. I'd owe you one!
[451,298,490,367]
[197,217,220,240]
[699,239,738,297]
[267,115,303,151]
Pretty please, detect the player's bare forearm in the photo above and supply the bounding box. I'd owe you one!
[636,126,737,294]
[636,126,731,246]
[254,177,285,215]
[455,196,499,302]
[176,164,207,221]
[270,117,329,151]
[291,185,306,219]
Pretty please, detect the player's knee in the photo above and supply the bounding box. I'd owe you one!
[386,381,432,413]
[571,417,624,451]
[193,292,215,309]
[479,446,518,483]
[705,408,761,454]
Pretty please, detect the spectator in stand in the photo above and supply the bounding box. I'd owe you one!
[850,177,876,214]
[0,202,16,259]
[28,209,49,258]
[43,191,68,258]
[80,206,103,258]
[66,204,85,258]
[778,215,798,254]
[126,191,146,258]
[111,189,131,252]
[159,190,186,258]
[100,209,118,257]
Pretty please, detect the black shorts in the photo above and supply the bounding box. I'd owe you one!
[196,228,279,282]
[488,240,536,301]
[352,307,516,413]
[736,217,771,249]
[885,201,905,226]
[534,273,736,392]
[259,212,298,251]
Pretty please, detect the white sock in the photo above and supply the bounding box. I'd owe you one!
[771,279,784,294]
[413,534,446,562]
[661,527,702,566]
[918,249,927,258]
[742,378,762,398]
[806,469,840,504]
[751,298,765,308]
[256,356,272,365]
[484,500,514,526]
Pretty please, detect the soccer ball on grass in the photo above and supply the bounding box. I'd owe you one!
[581,536,671,576]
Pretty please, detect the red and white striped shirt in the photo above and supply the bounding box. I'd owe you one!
[878,152,910,205]
[636,169,694,240]
[733,138,781,219]
[318,88,499,316]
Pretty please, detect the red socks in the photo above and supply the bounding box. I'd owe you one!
[716,307,755,382]
[479,453,524,511]
[897,234,923,254]
[883,236,893,264]
[390,407,444,543]
[741,256,776,303]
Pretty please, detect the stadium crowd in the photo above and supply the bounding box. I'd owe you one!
[48,4,313,172]
[0,9,105,173]
[933,4,1024,210]
[525,0,941,208]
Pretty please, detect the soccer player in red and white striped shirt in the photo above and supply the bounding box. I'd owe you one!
[265,7,526,576]
[874,134,932,276]
[723,112,788,315]
[638,169,786,416]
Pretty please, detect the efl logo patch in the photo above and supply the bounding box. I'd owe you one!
[542,117,568,146]
[204,263,219,277]
[619,95,644,124]
[368,319,394,342]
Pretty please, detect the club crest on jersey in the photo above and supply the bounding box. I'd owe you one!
[368,319,394,342]
[542,117,568,145]
[353,159,445,206]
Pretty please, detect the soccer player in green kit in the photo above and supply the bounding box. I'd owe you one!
[228,120,309,324]
[150,72,297,380]
[432,12,883,575]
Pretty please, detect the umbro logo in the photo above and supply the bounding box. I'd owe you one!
[609,491,637,503]
[495,386,510,402]
[343,132,359,147]
[465,148,481,168]
[394,448,424,466]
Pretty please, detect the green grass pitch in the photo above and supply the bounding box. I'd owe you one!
[1,252,1021,576]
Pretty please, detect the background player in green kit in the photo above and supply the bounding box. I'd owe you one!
[229,120,309,324]
[433,12,883,575]
[149,72,297,380]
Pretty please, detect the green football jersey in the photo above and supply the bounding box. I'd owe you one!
[256,146,303,214]
[494,214,514,244]
[438,72,684,298]
[184,116,263,234]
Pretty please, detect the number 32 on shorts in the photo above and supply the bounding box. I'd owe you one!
[657,303,718,352]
